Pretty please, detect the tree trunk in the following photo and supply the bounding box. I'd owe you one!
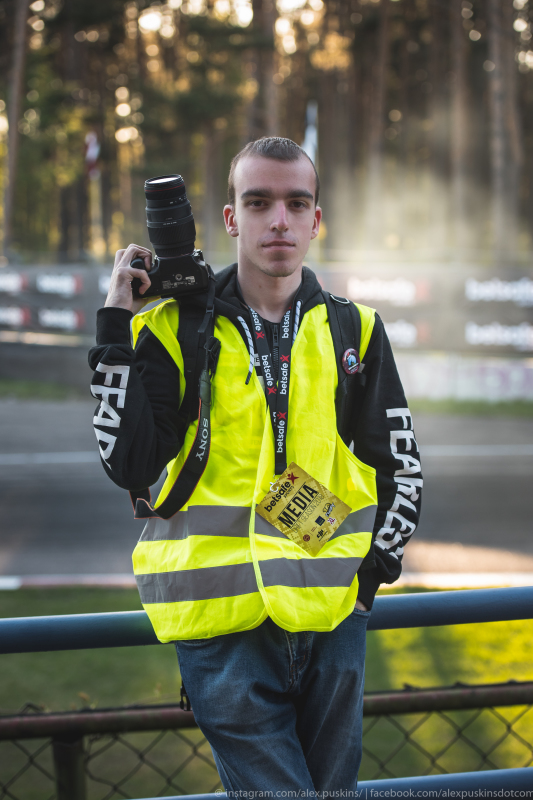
[58,185,72,262]
[317,72,334,256]
[200,124,225,257]
[57,4,87,261]
[429,0,449,255]
[3,0,30,256]
[450,0,469,253]
[364,0,390,250]
[487,0,506,260]
[502,0,523,255]
[100,166,111,255]
[245,0,278,140]
[318,70,356,254]
[75,175,87,259]
[396,3,412,249]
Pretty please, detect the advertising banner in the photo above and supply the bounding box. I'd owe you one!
[316,264,533,356]
[1,263,533,357]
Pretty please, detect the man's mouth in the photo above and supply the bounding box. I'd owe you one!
[263,241,296,249]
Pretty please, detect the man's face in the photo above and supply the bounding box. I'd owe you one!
[223,155,322,278]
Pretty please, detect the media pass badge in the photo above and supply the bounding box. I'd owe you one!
[256,462,352,556]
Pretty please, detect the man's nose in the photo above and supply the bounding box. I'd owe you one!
[270,203,289,232]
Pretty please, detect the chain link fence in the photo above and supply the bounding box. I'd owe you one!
[1,682,533,800]
[361,703,533,779]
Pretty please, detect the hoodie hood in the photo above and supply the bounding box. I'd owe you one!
[212,262,325,322]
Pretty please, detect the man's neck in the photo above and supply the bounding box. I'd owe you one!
[237,262,302,323]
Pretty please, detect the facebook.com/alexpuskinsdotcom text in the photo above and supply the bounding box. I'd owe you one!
[220,790,533,799]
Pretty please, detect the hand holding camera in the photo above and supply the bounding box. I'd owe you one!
[106,173,212,315]
[105,243,154,315]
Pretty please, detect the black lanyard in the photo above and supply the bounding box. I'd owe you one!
[249,306,293,476]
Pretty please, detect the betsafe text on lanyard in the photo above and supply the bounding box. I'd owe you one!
[248,303,300,477]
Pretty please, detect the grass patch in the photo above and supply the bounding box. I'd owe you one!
[0,588,180,714]
[409,398,533,417]
[0,378,86,401]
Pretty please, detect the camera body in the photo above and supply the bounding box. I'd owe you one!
[131,250,211,299]
[131,174,212,300]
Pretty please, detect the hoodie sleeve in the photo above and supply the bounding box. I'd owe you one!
[88,307,182,492]
[352,313,423,610]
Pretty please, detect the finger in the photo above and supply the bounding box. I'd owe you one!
[133,268,152,296]
[114,249,126,268]
[128,268,152,287]
[116,244,152,269]
[111,267,150,291]
[124,243,152,259]
[126,248,152,272]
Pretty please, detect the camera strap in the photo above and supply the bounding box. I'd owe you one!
[130,275,221,520]
[248,305,294,476]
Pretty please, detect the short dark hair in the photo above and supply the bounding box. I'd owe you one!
[227,137,320,206]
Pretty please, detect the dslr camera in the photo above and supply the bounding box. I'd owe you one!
[131,174,212,299]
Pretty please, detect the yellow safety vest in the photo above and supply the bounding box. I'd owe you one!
[131,299,378,642]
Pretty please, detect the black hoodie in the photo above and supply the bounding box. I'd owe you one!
[89,264,422,609]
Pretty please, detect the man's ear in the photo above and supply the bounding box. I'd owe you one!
[223,205,239,238]
[310,205,322,240]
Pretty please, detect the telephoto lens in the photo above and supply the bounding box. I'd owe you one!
[130,173,211,299]
[144,175,196,257]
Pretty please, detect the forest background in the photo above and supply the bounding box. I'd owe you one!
[1,0,531,267]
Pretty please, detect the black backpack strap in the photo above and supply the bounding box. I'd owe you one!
[130,272,221,520]
[322,291,367,446]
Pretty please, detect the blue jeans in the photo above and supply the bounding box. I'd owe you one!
[175,607,370,797]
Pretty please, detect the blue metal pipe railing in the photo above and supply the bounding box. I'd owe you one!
[135,767,533,798]
[1,586,533,654]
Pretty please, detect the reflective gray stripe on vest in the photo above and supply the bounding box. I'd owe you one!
[139,504,377,543]
[254,513,286,538]
[139,506,252,542]
[136,562,257,603]
[255,506,378,540]
[136,555,363,604]
[260,556,363,588]
[329,506,377,541]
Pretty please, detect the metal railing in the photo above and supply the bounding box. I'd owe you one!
[2,586,533,655]
[1,587,533,798]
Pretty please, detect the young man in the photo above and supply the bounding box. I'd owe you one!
[90,137,422,795]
